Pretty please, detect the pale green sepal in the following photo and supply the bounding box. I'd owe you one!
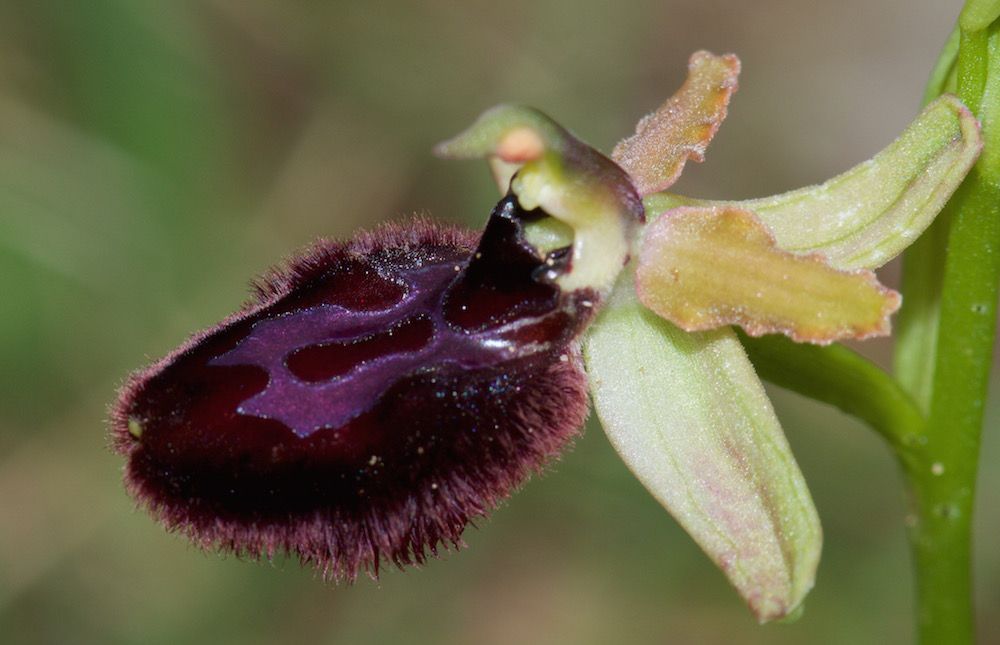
[584,268,822,622]
[644,95,982,270]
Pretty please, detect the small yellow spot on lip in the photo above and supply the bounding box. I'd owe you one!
[497,127,545,163]
[128,418,143,440]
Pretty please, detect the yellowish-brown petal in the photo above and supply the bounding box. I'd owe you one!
[635,206,901,344]
[612,51,739,196]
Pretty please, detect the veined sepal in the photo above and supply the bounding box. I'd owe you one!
[584,267,821,622]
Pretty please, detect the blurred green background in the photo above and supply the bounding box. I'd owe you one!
[1,1,998,643]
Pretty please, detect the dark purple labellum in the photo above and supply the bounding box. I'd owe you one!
[112,195,595,579]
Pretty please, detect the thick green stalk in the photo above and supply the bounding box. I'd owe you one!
[897,9,1000,644]
[904,173,1000,644]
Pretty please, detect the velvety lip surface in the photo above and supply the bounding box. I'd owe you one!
[112,197,593,578]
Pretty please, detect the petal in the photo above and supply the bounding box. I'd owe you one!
[612,51,740,196]
[584,270,821,622]
[635,206,901,343]
[644,95,982,270]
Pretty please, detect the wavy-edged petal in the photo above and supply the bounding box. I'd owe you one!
[644,95,982,270]
[584,270,821,622]
[612,51,739,196]
[635,206,901,343]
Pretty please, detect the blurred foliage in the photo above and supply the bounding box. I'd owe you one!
[0,1,997,644]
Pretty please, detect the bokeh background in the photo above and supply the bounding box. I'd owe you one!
[1,1,998,644]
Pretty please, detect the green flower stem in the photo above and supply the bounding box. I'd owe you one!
[904,173,1000,644]
[738,332,924,455]
[897,8,1000,644]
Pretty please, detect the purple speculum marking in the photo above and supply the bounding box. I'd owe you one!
[198,196,581,439]
[113,192,602,577]
[211,263,525,438]
[118,196,591,517]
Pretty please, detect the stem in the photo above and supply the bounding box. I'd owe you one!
[897,8,1000,643]
[903,172,1000,645]
[738,332,924,455]
[907,175,1000,645]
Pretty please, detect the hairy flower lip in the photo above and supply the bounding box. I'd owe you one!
[111,201,597,579]
[110,221,461,454]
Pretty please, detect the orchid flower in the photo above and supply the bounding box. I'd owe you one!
[112,51,981,623]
